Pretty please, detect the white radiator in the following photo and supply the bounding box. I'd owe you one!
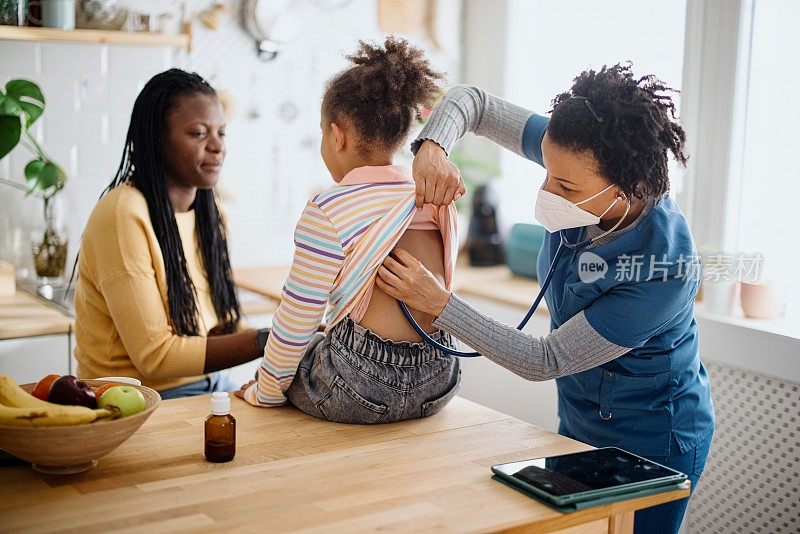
[686,362,799,533]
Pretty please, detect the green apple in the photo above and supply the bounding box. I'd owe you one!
[98,386,146,418]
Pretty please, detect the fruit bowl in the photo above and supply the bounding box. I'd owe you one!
[0,380,160,474]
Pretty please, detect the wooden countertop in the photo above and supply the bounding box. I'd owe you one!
[451,261,547,312]
[235,261,547,313]
[0,396,688,532]
[0,290,73,341]
[235,265,290,305]
[0,261,541,340]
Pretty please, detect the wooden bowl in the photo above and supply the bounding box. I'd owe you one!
[0,380,160,474]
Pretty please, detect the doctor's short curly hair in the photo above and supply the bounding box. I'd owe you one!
[547,62,688,200]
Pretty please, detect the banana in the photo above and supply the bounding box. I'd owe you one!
[0,374,52,408]
[0,375,118,426]
[0,403,114,427]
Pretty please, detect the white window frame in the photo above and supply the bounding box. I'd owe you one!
[677,0,751,252]
[679,0,798,376]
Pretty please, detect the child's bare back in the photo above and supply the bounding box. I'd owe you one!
[358,229,445,341]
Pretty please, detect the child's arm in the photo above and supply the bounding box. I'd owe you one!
[244,200,343,407]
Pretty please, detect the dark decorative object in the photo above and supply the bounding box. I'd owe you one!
[467,183,504,266]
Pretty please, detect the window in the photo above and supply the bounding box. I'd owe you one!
[495,0,687,232]
[728,0,800,301]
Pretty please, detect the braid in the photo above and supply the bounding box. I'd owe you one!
[195,189,240,334]
[106,68,240,335]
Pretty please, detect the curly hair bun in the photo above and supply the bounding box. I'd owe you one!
[323,36,445,154]
[347,36,442,113]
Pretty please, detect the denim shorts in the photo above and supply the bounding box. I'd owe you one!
[286,317,461,424]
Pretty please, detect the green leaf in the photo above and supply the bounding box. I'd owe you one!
[0,115,22,159]
[5,80,45,106]
[38,162,61,191]
[20,102,43,126]
[24,159,45,183]
[5,80,45,126]
[0,95,23,117]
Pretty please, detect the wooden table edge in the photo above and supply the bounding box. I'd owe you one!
[493,482,691,533]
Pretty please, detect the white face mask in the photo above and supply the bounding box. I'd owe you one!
[534,183,623,233]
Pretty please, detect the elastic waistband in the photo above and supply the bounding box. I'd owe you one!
[330,317,456,365]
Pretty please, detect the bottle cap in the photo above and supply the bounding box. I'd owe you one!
[211,392,230,415]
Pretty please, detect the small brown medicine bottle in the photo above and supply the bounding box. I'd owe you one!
[205,392,236,462]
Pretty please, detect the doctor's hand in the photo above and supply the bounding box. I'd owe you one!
[412,140,466,208]
[376,249,452,317]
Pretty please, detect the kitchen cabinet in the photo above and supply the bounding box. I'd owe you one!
[0,290,73,382]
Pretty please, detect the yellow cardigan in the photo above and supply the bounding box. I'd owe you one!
[74,183,226,391]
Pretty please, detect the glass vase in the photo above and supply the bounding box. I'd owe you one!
[31,194,68,287]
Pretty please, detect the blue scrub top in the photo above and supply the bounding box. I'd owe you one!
[523,114,715,457]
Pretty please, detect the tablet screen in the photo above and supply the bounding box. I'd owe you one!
[498,448,682,497]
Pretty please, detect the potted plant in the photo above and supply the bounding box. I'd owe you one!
[0,79,69,285]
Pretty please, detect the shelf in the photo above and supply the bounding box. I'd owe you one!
[0,26,189,48]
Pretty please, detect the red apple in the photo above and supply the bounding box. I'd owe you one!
[48,375,97,409]
[32,373,61,401]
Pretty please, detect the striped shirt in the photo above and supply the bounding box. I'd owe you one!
[245,165,458,407]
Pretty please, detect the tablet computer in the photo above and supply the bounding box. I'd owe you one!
[491,447,688,507]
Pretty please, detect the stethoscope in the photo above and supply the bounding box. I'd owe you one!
[399,191,631,357]
[398,229,595,357]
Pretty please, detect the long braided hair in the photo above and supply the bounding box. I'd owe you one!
[106,68,240,335]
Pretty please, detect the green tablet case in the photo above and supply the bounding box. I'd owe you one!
[491,475,688,513]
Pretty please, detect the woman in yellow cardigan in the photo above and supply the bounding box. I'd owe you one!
[74,70,268,399]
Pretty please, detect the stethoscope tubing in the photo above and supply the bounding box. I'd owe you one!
[398,230,592,357]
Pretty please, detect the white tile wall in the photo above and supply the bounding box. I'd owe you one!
[105,76,144,113]
[79,77,111,110]
[43,110,109,146]
[106,45,170,77]
[40,43,107,78]
[1,0,462,279]
[43,145,78,180]
[7,149,34,187]
[36,77,80,111]
[63,146,119,242]
[0,41,42,78]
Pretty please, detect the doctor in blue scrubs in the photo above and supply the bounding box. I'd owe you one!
[377,64,715,534]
